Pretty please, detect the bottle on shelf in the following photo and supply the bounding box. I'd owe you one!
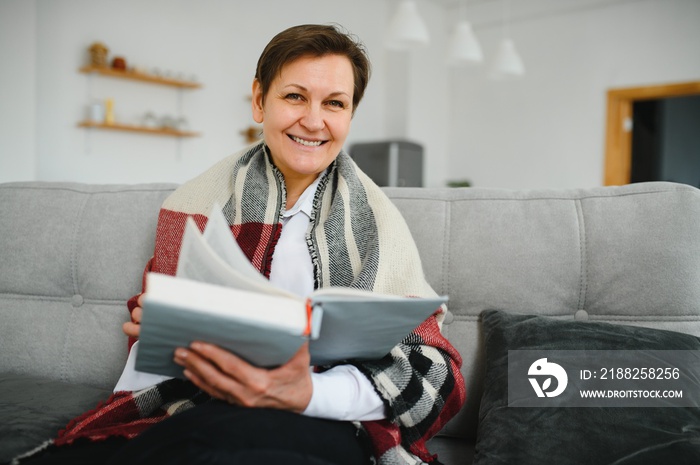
[104,98,115,125]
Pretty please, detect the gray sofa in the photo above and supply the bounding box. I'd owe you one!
[1,180,699,464]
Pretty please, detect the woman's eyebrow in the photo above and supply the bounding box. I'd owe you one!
[327,91,352,99]
[283,84,351,99]
[283,83,307,91]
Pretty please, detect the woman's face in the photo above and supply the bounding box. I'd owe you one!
[252,54,354,186]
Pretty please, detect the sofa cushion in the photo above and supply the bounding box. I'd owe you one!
[473,310,700,465]
[0,183,176,389]
[0,374,111,463]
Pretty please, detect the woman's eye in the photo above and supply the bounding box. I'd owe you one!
[327,100,346,109]
[285,93,303,101]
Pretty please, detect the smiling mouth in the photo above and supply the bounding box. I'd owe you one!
[289,135,326,147]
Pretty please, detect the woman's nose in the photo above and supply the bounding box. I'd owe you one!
[300,105,324,131]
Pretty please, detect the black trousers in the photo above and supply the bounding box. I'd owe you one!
[24,401,374,465]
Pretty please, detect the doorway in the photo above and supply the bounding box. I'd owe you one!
[631,95,700,187]
[603,81,700,186]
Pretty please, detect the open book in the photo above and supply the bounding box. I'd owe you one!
[135,205,446,378]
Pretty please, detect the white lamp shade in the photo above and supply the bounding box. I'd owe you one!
[447,20,483,65]
[386,0,430,50]
[490,38,525,79]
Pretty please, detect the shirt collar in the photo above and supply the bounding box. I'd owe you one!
[281,171,324,219]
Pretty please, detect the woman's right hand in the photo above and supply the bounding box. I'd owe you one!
[123,294,144,339]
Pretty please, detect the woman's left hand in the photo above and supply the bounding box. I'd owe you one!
[174,341,313,413]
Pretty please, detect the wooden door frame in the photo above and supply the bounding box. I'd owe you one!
[604,80,700,185]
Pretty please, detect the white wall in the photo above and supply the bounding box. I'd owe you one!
[0,0,37,182]
[404,2,452,188]
[24,0,400,184]
[2,0,699,188]
[446,0,700,189]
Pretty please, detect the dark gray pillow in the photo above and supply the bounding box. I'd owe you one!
[473,310,700,465]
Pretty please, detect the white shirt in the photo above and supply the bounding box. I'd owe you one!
[115,174,385,422]
[269,174,385,421]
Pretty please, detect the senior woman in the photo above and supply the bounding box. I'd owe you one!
[19,24,465,465]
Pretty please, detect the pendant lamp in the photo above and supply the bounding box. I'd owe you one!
[490,0,525,79]
[447,1,482,66]
[386,0,430,50]
[448,20,483,66]
[491,38,525,77]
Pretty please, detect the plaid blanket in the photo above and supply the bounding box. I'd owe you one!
[21,143,465,465]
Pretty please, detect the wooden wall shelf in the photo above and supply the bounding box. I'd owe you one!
[78,121,200,138]
[79,65,202,89]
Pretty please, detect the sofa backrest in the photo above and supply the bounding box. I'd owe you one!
[1,181,699,442]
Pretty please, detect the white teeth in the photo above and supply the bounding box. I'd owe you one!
[291,136,323,147]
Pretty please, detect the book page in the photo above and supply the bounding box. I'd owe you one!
[311,286,406,300]
[147,273,305,329]
[176,217,294,298]
[202,204,273,288]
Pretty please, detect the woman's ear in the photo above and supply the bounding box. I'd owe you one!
[251,79,264,124]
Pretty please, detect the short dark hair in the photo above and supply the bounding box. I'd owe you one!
[255,24,371,112]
